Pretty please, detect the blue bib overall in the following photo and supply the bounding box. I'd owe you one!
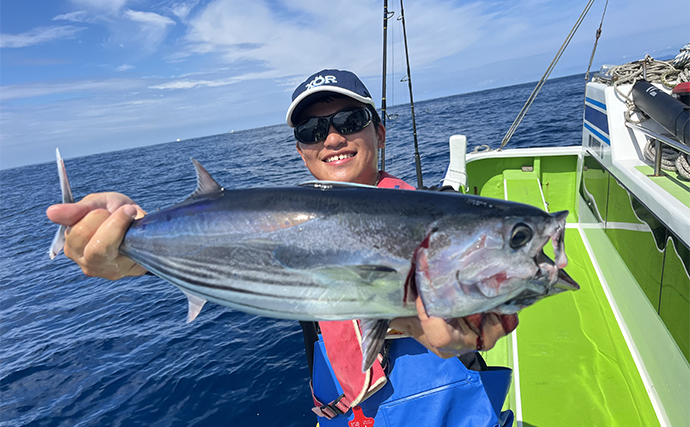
[312,337,514,427]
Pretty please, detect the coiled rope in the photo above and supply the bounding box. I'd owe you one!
[642,138,690,181]
[594,45,690,180]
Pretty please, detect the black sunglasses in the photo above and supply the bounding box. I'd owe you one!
[294,107,372,144]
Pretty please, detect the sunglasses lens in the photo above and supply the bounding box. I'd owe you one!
[295,117,329,144]
[294,108,372,144]
[333,108,371,135]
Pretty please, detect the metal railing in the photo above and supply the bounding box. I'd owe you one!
[625,121,690,176]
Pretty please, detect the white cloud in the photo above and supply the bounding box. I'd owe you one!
[149,78,236,90]
[148,69,272,90]
[0,26,86,48]
[69,0,129,14]
[171,0,200,21]
[174,0,492,80]
[53,11,91,22]
[0,79,146,101]
[117,64,134,71]
[117,9,176,51]
[123,9,175,27]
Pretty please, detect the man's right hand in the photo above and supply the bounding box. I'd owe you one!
[46,192,148,280]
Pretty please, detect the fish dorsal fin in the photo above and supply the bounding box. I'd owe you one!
[190,158,223,198]
[181,290,207,323]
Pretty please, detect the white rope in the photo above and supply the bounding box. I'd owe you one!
[671,43,690,69]
[644,139,679,171]
[593,47,690,180]
[676,153,690,181]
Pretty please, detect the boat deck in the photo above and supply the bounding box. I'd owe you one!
[634,166,690,209]
[464,150,689,427]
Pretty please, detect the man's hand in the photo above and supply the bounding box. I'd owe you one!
[46,192,148,280]
[391,297,518,358]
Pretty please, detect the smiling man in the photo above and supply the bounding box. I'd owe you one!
[287,69,418,190]
[284,69,515,427]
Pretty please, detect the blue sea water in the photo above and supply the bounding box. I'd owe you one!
[0,74,585,426]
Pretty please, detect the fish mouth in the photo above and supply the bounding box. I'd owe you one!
[531,210,571,286]
[549,210,569,269]
[496,253,579,313]
[535,251,580,293]
[514,211,580,305]
[529,211,578,295]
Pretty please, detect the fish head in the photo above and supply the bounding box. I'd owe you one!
[415,208,577,318]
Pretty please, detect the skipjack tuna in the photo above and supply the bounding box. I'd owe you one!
[49,149,579,371]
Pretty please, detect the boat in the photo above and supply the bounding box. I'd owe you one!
[438,52,690,426]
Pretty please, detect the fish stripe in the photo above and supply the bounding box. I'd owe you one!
[128,250,362,303]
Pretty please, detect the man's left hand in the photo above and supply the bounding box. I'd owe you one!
[390,297,519,358]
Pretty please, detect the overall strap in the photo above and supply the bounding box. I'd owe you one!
[309,382,354,419]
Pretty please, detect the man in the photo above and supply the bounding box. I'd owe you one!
[46,69,515,426]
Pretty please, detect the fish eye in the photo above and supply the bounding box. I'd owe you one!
[510,223,533,249]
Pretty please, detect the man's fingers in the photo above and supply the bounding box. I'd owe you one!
[47,192,141,227]
[479,313,503,350]
[83,205,137,264]
[500,314,519,334]
[46,203,92,227]
[415,295,429,322]
[63,209,111,261]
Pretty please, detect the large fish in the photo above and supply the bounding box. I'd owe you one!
[49,149,578,371]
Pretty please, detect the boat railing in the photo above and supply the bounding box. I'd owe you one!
[625,121,690,176]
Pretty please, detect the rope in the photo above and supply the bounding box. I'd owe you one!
[671,43,690,69]
[471,144,492,154]
[677,153,690,181]
[644,138,679,171]
[593,52,690,108]
[593,46,690,180]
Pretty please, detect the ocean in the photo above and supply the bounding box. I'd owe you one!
[0,74,585,426]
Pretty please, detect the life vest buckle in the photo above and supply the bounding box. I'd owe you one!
[311,391,352,420]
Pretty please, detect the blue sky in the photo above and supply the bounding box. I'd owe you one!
[1,0,687,169]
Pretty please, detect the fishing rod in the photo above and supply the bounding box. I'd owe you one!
[380,0,391,171]
[398,0,423,188]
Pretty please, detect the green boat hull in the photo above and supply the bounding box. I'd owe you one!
[464,150,689,426]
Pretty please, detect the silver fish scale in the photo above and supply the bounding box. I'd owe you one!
[122,210,418,320]
[120,185,569,321]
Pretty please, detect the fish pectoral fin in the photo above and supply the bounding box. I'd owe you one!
[359,319,390,372]
[182,290,207,323]
[349,265,397,283]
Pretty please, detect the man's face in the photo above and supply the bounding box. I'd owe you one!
[295,97,385,186]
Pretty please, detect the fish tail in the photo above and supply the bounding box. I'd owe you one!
[48,148,75,259]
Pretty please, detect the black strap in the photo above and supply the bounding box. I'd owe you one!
[458,351,489,371]
[299,321,320,379]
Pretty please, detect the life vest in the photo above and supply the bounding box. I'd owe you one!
[309,172,414,419]
[311,336,514,427]
[376,171,416,190]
